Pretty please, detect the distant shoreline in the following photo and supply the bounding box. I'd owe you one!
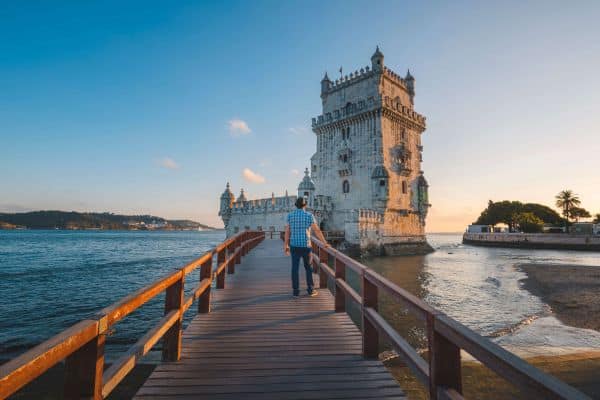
[0,210,218,231]
[0,227,222,231]
[463,232,600,251]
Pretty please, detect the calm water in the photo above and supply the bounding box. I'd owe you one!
[366,233,600,352]
[1,230,599,363]
[0,230,225,362]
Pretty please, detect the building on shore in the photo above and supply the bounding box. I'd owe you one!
[219,48,432,255]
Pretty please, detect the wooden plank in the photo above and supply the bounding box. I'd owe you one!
[336,278,362,306]
[134,239,405,399]
[364,307,429,385]
[100,270,182,325]
[101,310,179,398]
[0,319,99,399]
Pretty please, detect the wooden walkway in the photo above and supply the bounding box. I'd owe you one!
[133,239,406,399]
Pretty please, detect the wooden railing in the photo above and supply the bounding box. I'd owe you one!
[0,230,265,400]
[310,238,591,400]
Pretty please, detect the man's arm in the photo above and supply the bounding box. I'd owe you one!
[283,224,291,255]
[310,223,330,247]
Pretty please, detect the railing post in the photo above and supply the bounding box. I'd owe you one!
[198,257,212,313]
[429,316,462,399]
[217,248,226,289]
[162,273,184,362]
[334,257,346,312]
[317,246,328,289]
[63,316,106,400]
[235,236,242,264]
[227,242,235,274]
[362,273,379,358]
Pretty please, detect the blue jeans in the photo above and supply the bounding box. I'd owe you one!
[290,246,314,295]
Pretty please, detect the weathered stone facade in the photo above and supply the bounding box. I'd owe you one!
[219,48,432,255]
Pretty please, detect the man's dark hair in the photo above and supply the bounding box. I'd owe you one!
[295,197,307,209]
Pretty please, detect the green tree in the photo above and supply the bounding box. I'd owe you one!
[515,212,544,233]
[521,203,562,225]
[474,200,523,231]
[555,190,581,228]
[569,206,591,222]
[474,200,562,231]
[594,213,600,224]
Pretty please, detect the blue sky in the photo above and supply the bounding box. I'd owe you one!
[2,1,599,231]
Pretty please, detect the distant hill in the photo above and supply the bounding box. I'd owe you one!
[0,211,218,231]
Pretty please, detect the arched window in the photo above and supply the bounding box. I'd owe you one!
[402,181,407,194]
[342,180,350,193]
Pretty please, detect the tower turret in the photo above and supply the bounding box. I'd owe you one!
[416,173,430,223]
[321,72,332,97]
[297,167,315,207]
[405,69,415,104]
[371,46,384,72]
[218,182,235,227]
[237,188,247,203]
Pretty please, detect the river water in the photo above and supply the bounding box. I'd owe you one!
[1,230,598,363]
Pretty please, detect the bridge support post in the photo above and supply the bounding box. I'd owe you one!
[198,257,212,313]
[63,317,106,400]
[227,242,235,274]
[235,237,242,264]
[429,317,462,399]
[216,249,226,289]
[334,258,346,312]
[162,273,184,362]
[362,276,379,358]
[318,247,328,289]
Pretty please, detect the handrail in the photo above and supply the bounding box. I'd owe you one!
[310,238,591,400]
[0,230,265,400]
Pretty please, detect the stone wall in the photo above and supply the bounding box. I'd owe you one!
[463,233,600,251]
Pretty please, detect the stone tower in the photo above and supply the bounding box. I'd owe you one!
[218,182,235,229]
[310,47,432,255]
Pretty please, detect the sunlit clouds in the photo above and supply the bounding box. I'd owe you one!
[242,168,265,184]
[228,119,251,136]
[157,157,180,170]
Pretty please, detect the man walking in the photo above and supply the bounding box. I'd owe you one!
[284,197,330,297]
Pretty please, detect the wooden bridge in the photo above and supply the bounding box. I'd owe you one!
[0,231,591,400]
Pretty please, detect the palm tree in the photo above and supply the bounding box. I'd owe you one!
[555,190,581,229]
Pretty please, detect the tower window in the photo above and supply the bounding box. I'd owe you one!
[402,181,407,194]
[379,180,386,186]
[304,191,309,197]
[342,180,350,193]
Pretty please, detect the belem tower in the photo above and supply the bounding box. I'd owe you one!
[219,47,432,255]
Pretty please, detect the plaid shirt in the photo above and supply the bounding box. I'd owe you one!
[287,209,316,248]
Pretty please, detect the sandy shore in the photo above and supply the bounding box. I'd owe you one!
[518,263,600,331]
[385,350,600,399]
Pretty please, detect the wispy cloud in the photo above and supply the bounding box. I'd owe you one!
[290,169,300,176]
[228,119,251,136]
[242,168,265,184]
[288,126,309,135]
[157,157,180,170]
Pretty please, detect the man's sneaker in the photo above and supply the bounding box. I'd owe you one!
[293,292,300,298]
[308,290,318,297]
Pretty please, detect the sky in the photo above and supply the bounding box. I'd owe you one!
[1,1,599,231]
